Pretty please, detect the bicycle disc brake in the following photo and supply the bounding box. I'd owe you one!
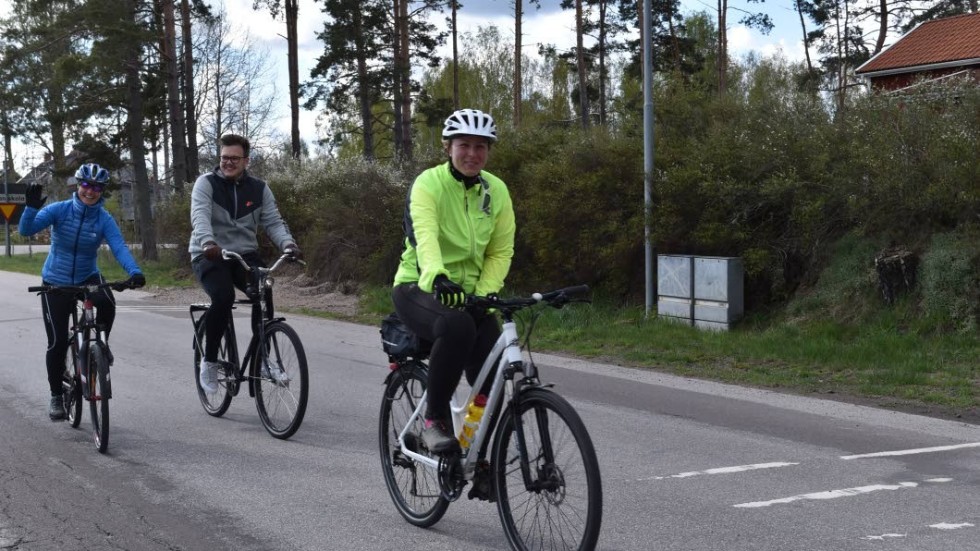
[437,453,465,501]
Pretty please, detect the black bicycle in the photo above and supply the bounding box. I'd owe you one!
[190,250,309,439]
[379,286,603,551]
[28,279,139,453]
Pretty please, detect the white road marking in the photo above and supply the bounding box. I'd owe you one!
[734,482,920,508]
[862,533,906,541]
[930,522,974,530]
[841,442,980,460]
[639,462,798,481]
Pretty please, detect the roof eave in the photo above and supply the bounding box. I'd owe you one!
[856,58,980,78]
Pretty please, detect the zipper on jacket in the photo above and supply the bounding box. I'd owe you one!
[70,203,87,284]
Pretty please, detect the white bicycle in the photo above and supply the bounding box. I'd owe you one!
[378,286,603,551]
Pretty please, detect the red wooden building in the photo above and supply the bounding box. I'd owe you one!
[856,12,980,93]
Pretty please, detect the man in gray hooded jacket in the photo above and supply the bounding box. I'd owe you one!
[189,133,301,394]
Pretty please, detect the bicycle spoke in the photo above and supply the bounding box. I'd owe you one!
[493,390,602,551]
[379,366,449,527]
[255,323,308,439]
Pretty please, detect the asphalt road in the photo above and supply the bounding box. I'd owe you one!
[2,269,978,550]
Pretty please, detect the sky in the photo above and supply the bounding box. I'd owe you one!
[2,0,815,172]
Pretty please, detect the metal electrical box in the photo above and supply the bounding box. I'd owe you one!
[657,255,744,330]
[656,255,694,324]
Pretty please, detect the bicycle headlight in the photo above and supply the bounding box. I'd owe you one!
[264,277,275,289]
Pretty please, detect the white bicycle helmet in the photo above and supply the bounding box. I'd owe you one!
[442,109,497,142]
[74,163,110,185]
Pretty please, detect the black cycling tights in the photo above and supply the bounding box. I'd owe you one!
[40,274,116,396]
[192,253,267,362]
[392,283,500,421]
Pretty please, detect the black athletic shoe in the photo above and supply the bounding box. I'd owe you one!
[421,419,460,454]
[48,395,66,421]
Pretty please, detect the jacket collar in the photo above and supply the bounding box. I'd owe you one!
[71,192,104,212]
[212,166,249,185]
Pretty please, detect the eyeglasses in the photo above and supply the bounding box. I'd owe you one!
[79,182,105,192]
[220,155,246,163]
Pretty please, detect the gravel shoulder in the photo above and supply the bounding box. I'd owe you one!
[141,270,362,318]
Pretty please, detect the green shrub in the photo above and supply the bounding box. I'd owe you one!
[920,226,980,333]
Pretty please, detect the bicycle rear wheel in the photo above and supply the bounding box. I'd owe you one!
[378,364,449,527]
[64,345,82,428]
[87,344,110,454]
[254,322,309,439]
[193,314,236,416]
[492,388,602,551]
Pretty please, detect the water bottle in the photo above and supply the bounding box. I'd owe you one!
[459,394,488,449]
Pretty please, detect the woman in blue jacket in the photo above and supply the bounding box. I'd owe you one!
[19,163,145,420]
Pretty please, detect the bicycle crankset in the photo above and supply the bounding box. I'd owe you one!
[437,453,465,501]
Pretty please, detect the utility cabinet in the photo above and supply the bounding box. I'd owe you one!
[657,255,744,331]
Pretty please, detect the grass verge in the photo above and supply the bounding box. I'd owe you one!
[0,248,195,288]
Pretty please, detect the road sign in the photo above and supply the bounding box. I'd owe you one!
[2,183,28,204]
[2,183,29,225]
[0,204,24,224]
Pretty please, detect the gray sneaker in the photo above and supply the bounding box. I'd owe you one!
[199,359,220,393]
[421,419,460,454]
[262,362,290,385]
[48,395,66,421]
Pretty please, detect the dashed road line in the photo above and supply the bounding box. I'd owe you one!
[930,522,975,530]
[841,442,980,460]
[861,533,906,541]
[639,462,798,481]
[733,478,953,509]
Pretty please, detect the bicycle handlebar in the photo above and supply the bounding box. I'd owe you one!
[466,284,590,313]
[28,279,139,295]
[221,249,306,273]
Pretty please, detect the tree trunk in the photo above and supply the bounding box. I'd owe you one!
[597,0,607,125]
[514,0,523,127]
[181,0,199,181]
[452,0,459,110]
[575,0,589,128]
[163,0,188,193]
[2,113,13,174]
[718,0,728,95]
[398,0,412,159]
[286,0,301,159]
[126,1,158,261]
[392,0,404,160]
[795,0,815,75]
[873,0,887,55]
[354,8,375,160]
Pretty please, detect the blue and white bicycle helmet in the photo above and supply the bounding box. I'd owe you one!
[442,109,497,143]
[74,163,110,185]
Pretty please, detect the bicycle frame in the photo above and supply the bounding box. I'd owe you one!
[395,314,525,478]
[190,251,294,391]
[72,296,108,399]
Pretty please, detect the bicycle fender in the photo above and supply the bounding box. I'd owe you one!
[78,339,91,399]
[94,341,112,400]
[383,360,428,386]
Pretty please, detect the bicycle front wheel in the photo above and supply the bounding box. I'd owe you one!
[193,315,236,417]
[378,364,449,527]
[254,322,308,439]
[492,388,603,551]
[64,345,82,428]
[87,344,110,454]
